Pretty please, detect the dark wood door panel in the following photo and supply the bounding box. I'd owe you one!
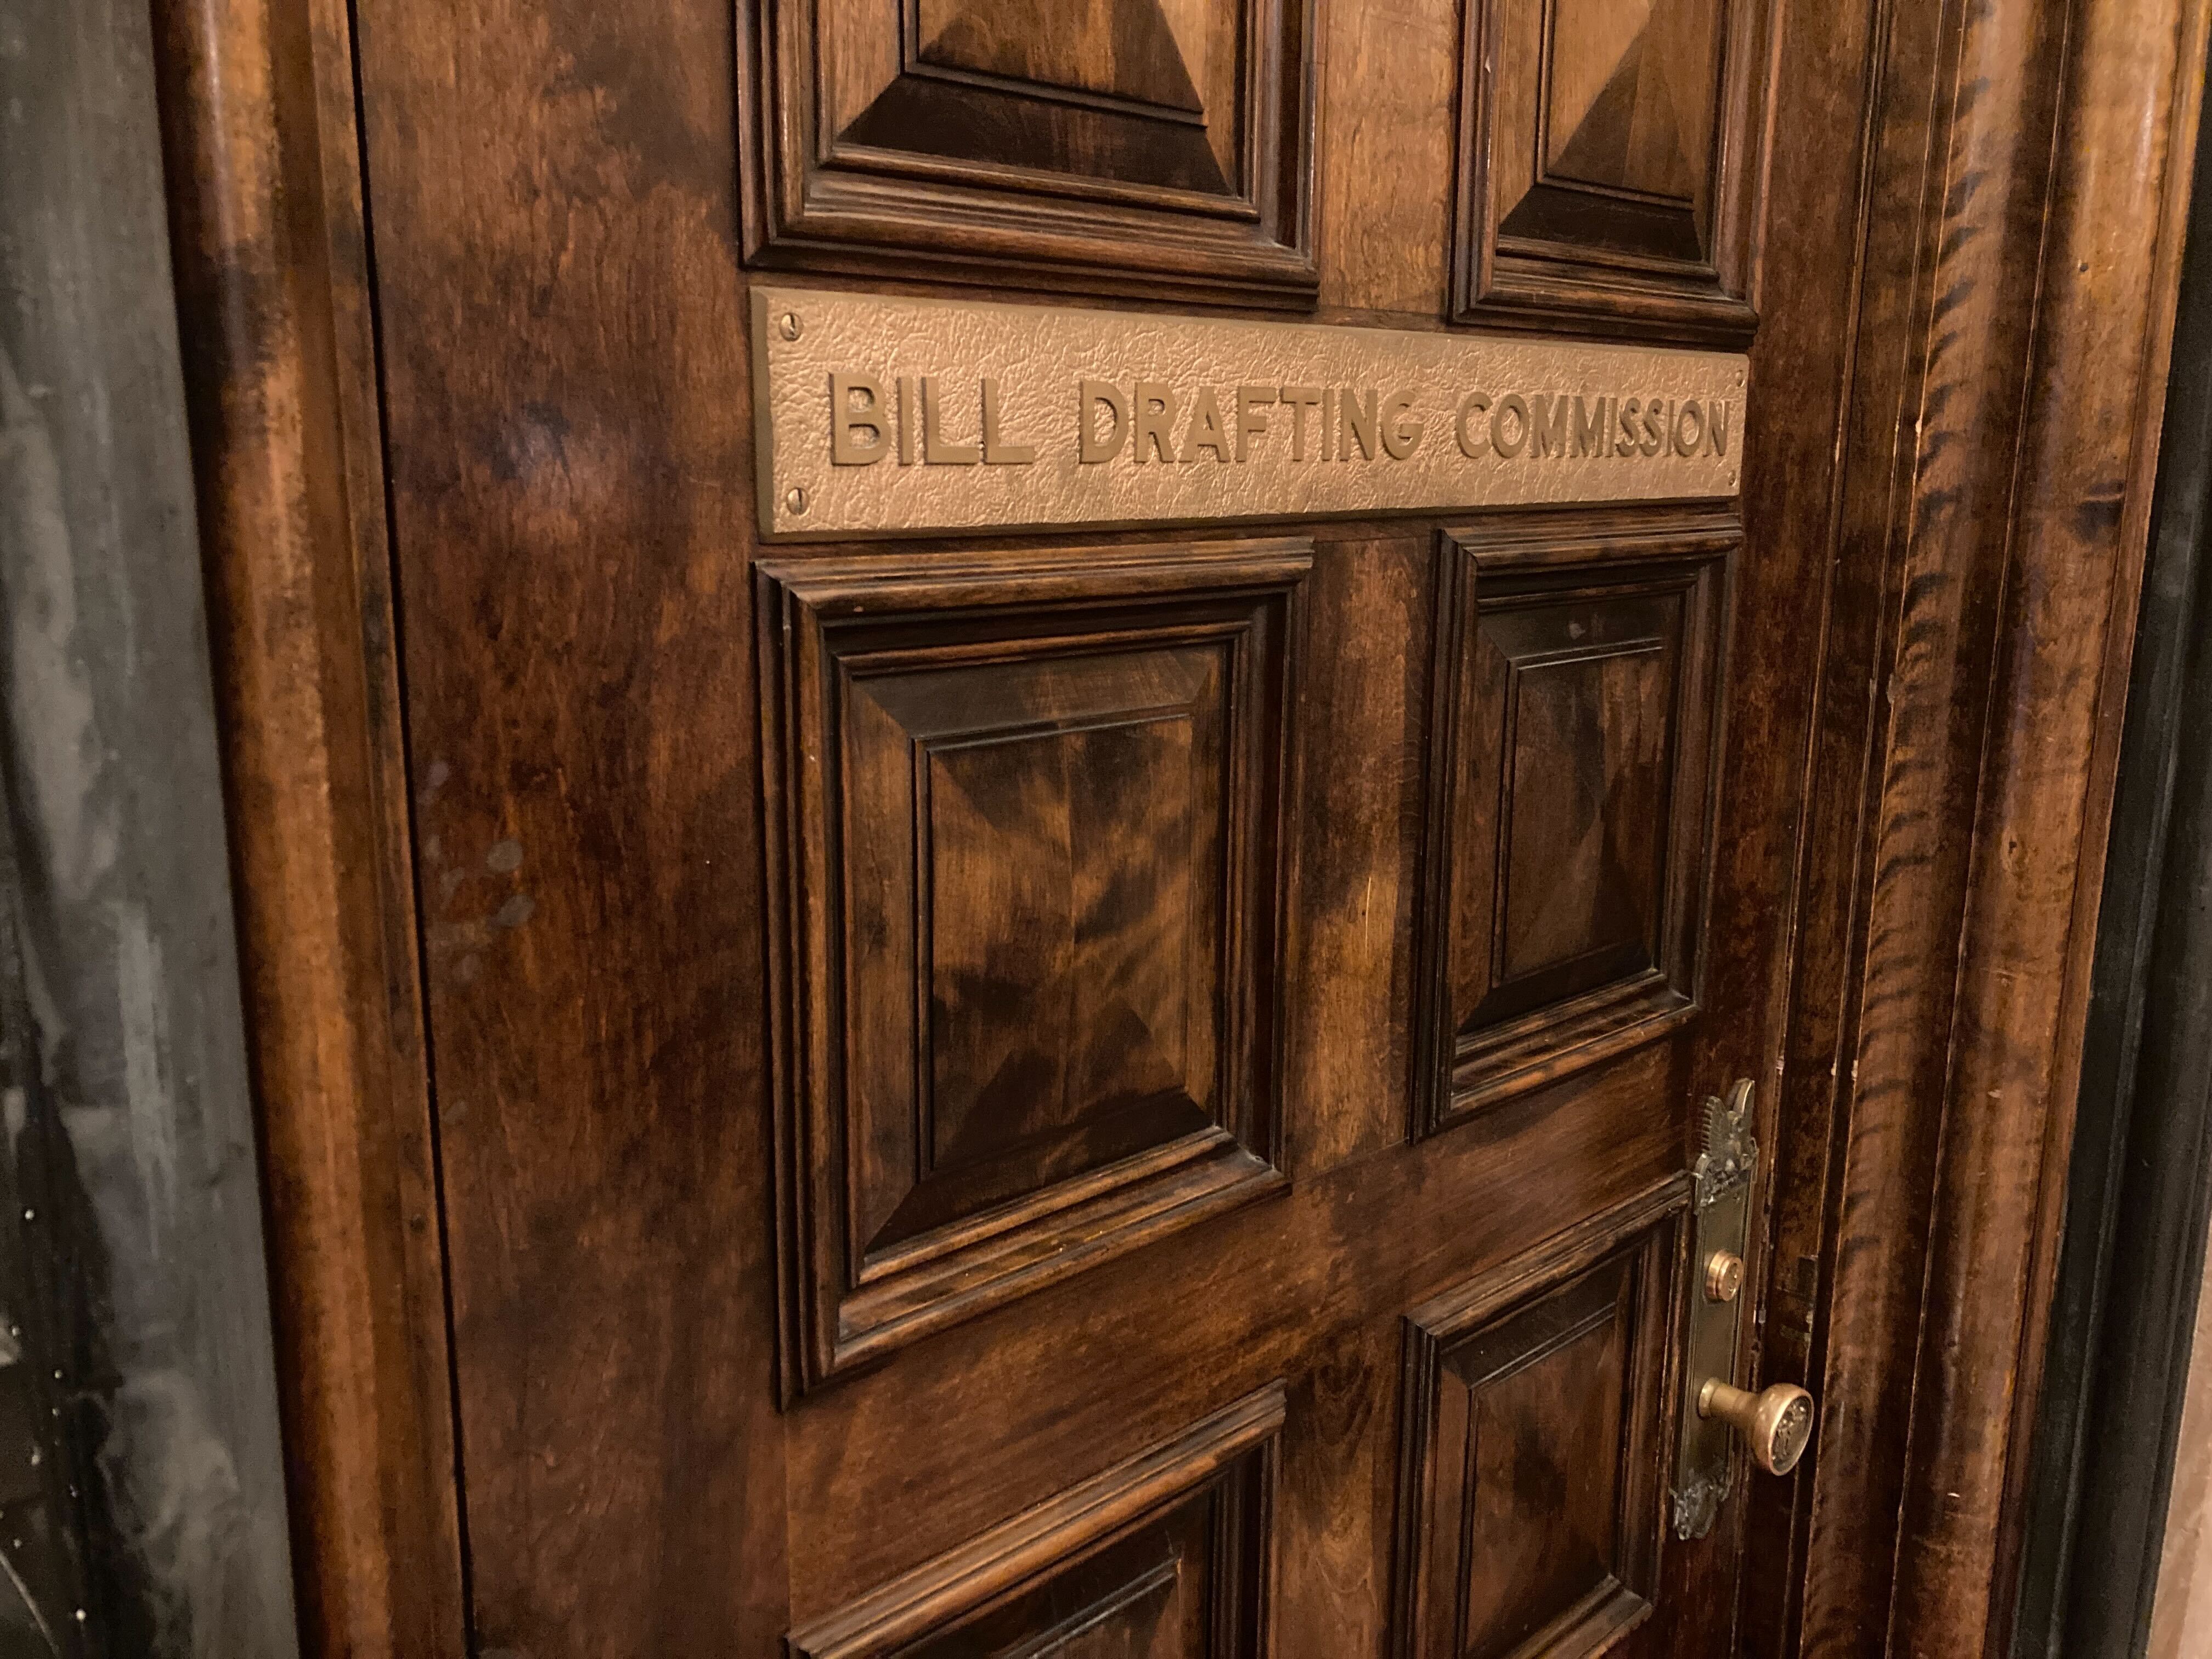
[1392,1180,1685,1659]
[1452,0,1770,341]
[776,1041,1689,1634]
[740,0,1318,306]
[758,539,1305,1395]
[1415,511,1733,1141]
[789,1383,1282,1657]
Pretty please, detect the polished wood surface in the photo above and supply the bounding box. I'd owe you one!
[1453,0,1768,338]
[146,0,2208,1653]
[1417,511,1729,1135]
[145,0,465,1650]
[1393,1177,1685,1659]
[1890,1,2211,1651]
[743,0,1316,304]
[1751,1,2212,1656]
[790,1381,1283,1657]
[758,543,1302,1393]
[352,0,1802,1629]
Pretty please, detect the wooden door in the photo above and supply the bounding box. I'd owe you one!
[332,0,1875,1652]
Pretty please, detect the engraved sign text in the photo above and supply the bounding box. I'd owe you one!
[755,289,1745,537]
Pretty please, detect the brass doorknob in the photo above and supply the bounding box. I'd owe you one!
[1697,1379,1815,1476]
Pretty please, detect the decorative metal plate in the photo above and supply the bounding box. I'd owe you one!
[753,287,1747,539]
[1673,1079,1759,1540]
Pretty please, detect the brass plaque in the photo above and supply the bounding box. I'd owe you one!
[754,287,1746,539]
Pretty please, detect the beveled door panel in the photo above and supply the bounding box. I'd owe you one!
[1415,512,1731,1139]
[1452,0,1770,341]
[788,1383,1282,1657]
[758,541,1305,1394]
[1392,1182,1684,1659]
[740,0,1318,305]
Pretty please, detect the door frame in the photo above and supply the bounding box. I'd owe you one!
[143,0,2211,1655]
[1737,0,2212,1655]
[2010,14,2212,1650]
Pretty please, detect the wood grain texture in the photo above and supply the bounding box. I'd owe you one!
[788,1382,1282,1657]
[1451,0,1775,341]
[1889,0,2212,1651]
[1314,0,1454,318]
[1543,0,1722,201]
[1279,537,1431,1175]
[758,542,1305,1393]
[1391,1177,1685,1659]
[1788,0,2070,1646]
[1414,512,1731,1139]
[155,0,2209,1647]
[741,0,1318,306]
[346,0,790,1650]
[145,0,465,1651]
[304,0,1808,1641]
[1751,5,1972,1653]
[1724,0,1889,1647]
[1757,0,2212,1654]
[775,1038,1689,1637]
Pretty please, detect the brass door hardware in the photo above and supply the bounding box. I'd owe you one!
[1671,1080,1818,1538]
[1704,1250,1745,1302]
[1699,1379,1815,1476]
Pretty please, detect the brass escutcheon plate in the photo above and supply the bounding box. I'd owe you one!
[1673,1080,1760,1539]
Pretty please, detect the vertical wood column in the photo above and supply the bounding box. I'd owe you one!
[1765,0,2212,1654]
[146,0,467,1651]
[1889,0,2212,1650]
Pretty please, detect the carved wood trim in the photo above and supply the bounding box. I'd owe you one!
[2012,38,2212,1652]
[1390,1175,1688,1659]
[1892,0,2212,1648]
[1759,0,2212,1652]
[788,1380,1284,1657]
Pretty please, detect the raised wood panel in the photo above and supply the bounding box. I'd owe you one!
[1452,0,1769,341]
[1414,514,1730,1139]
[788,1382,1283,1657]
[759,541,1306,1396]
[739,0,1318,306]
[1391,1182,1684,1659]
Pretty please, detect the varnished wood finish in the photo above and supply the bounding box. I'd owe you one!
[346,0,787,1650]
[146,0,465,1653]
[789,1382,1282,1657]
[1752,1,2212,1656]
[146,0,2209,1651]
[758,541,1304,1393]
[1890,1,2211,1651]
[1415,512,1730,1137]
[1451,0,1771,341]
[741,0,1318,306]
[2015,50,2212,1651]
[1392,1177,1685,1659]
